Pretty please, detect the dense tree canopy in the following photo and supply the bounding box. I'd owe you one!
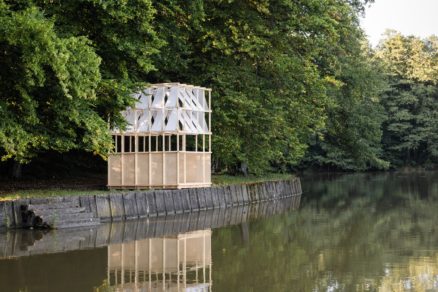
[0,0,161,165]
[0,0,436,176]
[0,2,103,163]
[376,32,438,167]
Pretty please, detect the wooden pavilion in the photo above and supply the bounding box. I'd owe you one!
[108,83,212,189]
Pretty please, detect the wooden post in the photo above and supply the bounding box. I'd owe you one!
[148,94,152,188]
[148,134,151,187]
[177,133,180,187]
[121,134,125,186]
[176,90,180,188]
[183,135,187,184]
[202,134,206,184]
[208,90,212,133]
[108,135,113,187]
[134,110,138,187]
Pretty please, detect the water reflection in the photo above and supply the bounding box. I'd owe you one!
[107,230,212,291]
[211,171,438,291]
[0,196,300,259]
[0,197,299,292]
[1,172,438,292]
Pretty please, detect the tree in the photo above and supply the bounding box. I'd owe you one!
[376,32,438,166]
[301,10,388,171]
[0,2,103,165]
[0,0,162,172]
[149,0,373,174]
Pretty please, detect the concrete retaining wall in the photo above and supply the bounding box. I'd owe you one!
[0,177,302,229]
[0,195,301,259]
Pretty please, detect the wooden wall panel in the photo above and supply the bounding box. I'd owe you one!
[108,152,211,188]
[137,153,149,185]
[165,153,178,186]
[108,155,122,186]
[186,153,202,183]
[123,154,135,186]
[150,153,163,186]
[205,155,211,183]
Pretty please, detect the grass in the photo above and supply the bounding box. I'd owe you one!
[212,173,294,185]
[0,173,294,200]
[0,189,113,201]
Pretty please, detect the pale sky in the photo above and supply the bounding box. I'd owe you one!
[360,0,438,46]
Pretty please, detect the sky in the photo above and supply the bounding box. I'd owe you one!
[360,0,438,46]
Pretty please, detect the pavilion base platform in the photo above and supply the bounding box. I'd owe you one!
[108,152,211,189]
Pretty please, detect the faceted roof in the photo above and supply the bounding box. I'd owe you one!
[114,83,211,135]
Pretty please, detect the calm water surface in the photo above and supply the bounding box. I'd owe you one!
[0,171,437,292]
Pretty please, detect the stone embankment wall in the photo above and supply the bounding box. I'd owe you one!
[0,178,302,229]
[0,196,301,258]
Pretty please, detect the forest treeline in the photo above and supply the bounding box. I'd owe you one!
[0,0,437,177]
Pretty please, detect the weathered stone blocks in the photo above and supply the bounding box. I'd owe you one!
[197,188,207,210]
[154,191,166,216]
[109,194,125,221]
[135,192,149,218]
[180,189,191,212]
[164,190,175,215]
[204,187,214,209]
[146,192,157,217]
[0,178,302,229]
[123,192,138,219]
[95,195,111,222]
[172,190,184,214]
[188,188,199,211]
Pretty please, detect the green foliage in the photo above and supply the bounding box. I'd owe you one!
[0,3,104,162]
[376,32,438,166]
[149,0,372,174]
[37,0,163,124]
[302,19,389,170]
[1,0,434,174]
[0,0,162,163]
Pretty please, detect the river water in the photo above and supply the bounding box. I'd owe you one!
[0,171,437,292]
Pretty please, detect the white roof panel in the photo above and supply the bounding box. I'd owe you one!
[113,83,211,134]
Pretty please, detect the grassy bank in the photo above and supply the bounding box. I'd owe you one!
[212,173,293,185]
[0,173,294,200]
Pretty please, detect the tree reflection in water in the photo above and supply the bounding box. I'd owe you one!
[1,172,437,291]
[211,171,438,292]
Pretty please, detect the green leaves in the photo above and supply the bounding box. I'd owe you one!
[1,0,433,173]
[149,0,367,174]
[377,33,438,166]
[0,4,102,162]
[0,0,161,163]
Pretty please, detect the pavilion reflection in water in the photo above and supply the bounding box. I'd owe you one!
[108,229,212,291]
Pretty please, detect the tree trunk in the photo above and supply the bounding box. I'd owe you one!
[11,161,23,179]
[240,162,249,177]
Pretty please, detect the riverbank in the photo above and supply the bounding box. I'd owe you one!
[0,173,293,200]
[0,177,302,229]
